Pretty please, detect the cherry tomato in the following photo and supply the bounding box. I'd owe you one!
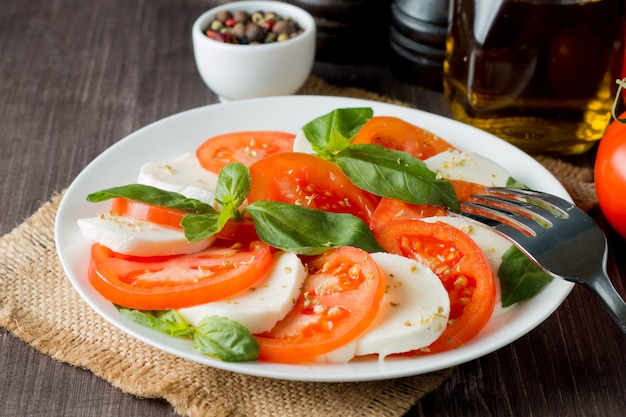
[248,152,380,224]
[196,131,295,174]
[88,241,273,310]
[352,116,455,160]
[373,219,495,353]
[255,246,386,362]
[595,113,626,239]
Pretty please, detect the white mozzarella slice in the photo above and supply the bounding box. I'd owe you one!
[292,130,315,154]
[356,252,450,359]
[425,149,511,187]
[137,152,218,204]
[77,213,215,257]
[421,216,513,316]
[318,252,450,363]
[178,252,306,334]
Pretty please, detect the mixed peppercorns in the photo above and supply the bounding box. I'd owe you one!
[205,9,304,44]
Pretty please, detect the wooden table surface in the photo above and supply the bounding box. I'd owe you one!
[2,1,626,416]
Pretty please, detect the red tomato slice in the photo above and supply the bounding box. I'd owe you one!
[111,197,258,242]
[214,218,259,242]
[88,241,273,310]
[352,116,455,160]
[248,152,380,224]
[196,131,295,174]
[110,198,186,229]
[369,197,449,230]
[448,180,489,202]
[373,219,495,353]
[255,246,386,362]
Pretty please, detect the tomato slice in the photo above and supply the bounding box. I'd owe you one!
[448,180,489,202]
[214,218,259,242]
[248,152,380,224]
[369,197,449,230]
[373,219,495,353]
[196,131,295,174]
[88,241,273,310]
[110,198,186,229]
[255,246,386,362]
[352,116,455,160]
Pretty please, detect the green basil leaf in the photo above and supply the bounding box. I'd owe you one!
[180,212,222,242]
[215,162,250,210]
[193,316,259,362]
[302,107,373,159]
[179,163,251,242]
[117,307,195,338]
[245,200,384,255]
[498,245,553,307]
[87,184,216,214]
[506,177,529,189]
[335,144,459,210]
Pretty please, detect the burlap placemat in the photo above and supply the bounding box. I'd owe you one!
[0,76,597,417]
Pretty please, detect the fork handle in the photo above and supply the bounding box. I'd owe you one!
[583,274,626,334]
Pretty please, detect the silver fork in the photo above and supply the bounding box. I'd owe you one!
[457,187,626,334]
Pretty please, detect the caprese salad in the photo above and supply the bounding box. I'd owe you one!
[77,108,552,363]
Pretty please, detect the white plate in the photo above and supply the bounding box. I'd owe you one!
[55,95,574,382]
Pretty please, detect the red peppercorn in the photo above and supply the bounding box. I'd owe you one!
[225,17,236,27]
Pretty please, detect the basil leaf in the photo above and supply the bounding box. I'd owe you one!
[178,163,251,242]
[117,307,195,338]
[193,316,259,362]
[117,308,259,362]
[302,107,373,159]
[215,162,250,210]
[498,245,553,307]
[506,176,529,189]
[335,144,459,210]
[245,200,384,255]
[87,184,216,214]
[180,212,222,242]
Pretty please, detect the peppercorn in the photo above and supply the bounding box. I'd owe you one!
[215,10,233,22]
[264,32,278,43]
[272,20,295,35]
[245,22,265,43]
[209,19,224,31]
[251,11,265,24]
[231,22,246,41]
[204,9,304,45]
[234,10,249,23]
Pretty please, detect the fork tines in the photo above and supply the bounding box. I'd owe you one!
[458,187,571,238]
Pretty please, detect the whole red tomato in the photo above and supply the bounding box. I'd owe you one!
[595,112,626,239]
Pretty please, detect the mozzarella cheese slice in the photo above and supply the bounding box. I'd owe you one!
[77,213,215,257]
[137,152,219,204]
[421,215,513,316]
[292,130,315,154]
[178,252,306,334]
[319,252,450,363]
[425,149,511,187]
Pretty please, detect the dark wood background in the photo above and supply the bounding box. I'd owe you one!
[2,1,626,416]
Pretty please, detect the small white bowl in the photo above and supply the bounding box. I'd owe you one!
[192,1,316,102]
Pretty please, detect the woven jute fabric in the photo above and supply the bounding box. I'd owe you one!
[0,76,597,417]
